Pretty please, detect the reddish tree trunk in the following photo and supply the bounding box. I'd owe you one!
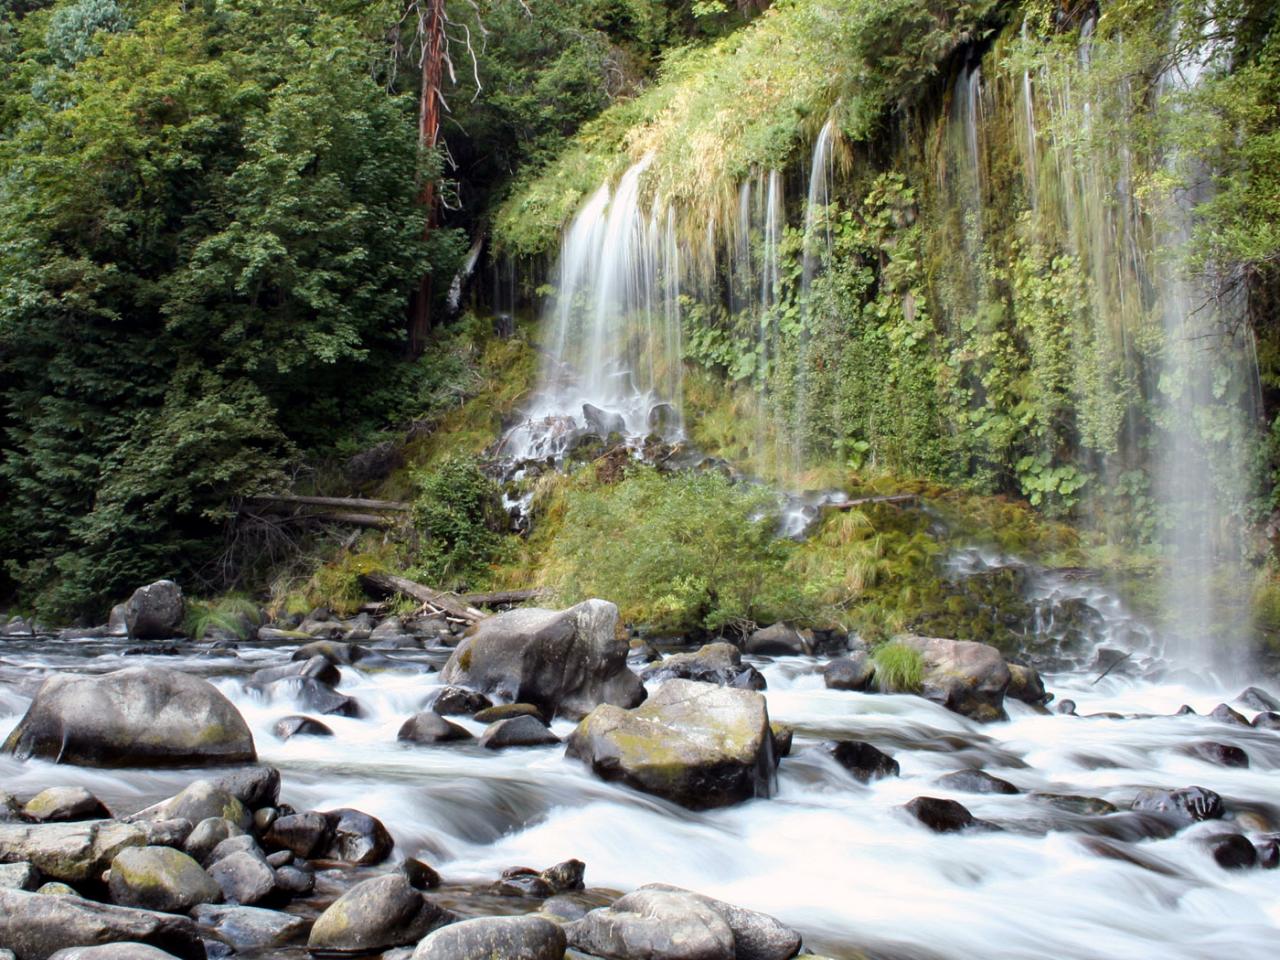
[409,0,445,356]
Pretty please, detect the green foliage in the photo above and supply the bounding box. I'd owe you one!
[44,0,128,68]
[184,594,262,641]
[870,641,923,693]
[410,456,509,590]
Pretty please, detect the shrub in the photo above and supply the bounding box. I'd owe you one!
[411,456,510,590]
[184,594,262,641]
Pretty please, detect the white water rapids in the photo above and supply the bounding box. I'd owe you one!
[1,583,1278,959]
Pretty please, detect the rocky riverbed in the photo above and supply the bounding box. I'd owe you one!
[1,572,1279,960]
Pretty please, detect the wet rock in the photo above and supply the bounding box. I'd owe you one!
[2,668,255,768]
[1005,664,1049,706]
[260,676,362,717]
[472,703,543,723]
[138,820,193,849]
[398,712,473,745]
[1175,705,1197,716]
[565,888,735,960]
[0,820,146,883]
[207,850,277,906]
[124,645,182,657]
[263,812,331,859]
[133,781,250,831]
[1251,711,1280,730]
[1185,741,1250,768]
[771,725,793,758]
[191,903,308,950]
[183,819,245,864]
[936,770,1020,795]
[542,891,614,922]
[425,687,492,716]
[413,914,566,960]
[247,655,341,690]
[125,581,185,640]
[827,741,899,783]
[273,862,314,897]
[1209,703,1249,726]
[23,788,110,823]
[493,870,554,898]
[307,873,452,953]
[1204,833,1257,869]
[206,835,262,865]
[273,715,334,740]
[0,888,204,960]
[441,599,644,721]
[108,846,220,913]
[633,883,801,960]
[480,715,560,750]
[256,628,312,642]
[1254,834,1280,869]
[900,637,1010,722]
[292,639,369,664]
[1131,786,1224,824]
[325,809,394,865]
[402,858,441,890]
[36,882,77,896]
[1057,699,1077,716]
[1033,794,1118,816]
[583,403,626,438]
[567,679,778,810]
[210,767,279,813]
[744,623,813,657]
[541,858,586,893]
[48,948,180,960]
[0,861,39,890]
[822,654,874,692]
[264,850,291,868]
[1236,687,1280,712]
[903,797,976,833]
[641,642,766,691]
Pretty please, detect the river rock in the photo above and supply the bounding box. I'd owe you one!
[479,715,560,749]
[273,715,333,740]
[1185,741,1249,768]
[641,643,766,690]
[398,712,473,745]
[582,403,626,437]
[183,819,245,864]
[0,861,39,890]
[325,808,394,864]
[1006,664,1049,706]
[212,767,280,811]
[260,676,361,717]
[412,914,566,960]
[307,873,452,953]
[207,850,276,905]
[473,702,543,722]
[640,884,802,960]
[1131,786,1224,824]
[0,820,146,883]
[1251,711,1280,730]
[827,741,899,783]
[190,903,308,950]
[247,655,340,690]
[0,888,204,960]
[564,888,736,960]
[133,781,250,831]
[207,835,261,865]
[424,686,492,716]
[47,946,179,960]
[903,796,976,833]
[566,679,778,810]
[1209,703,1249,726]
[274,863,315,897]
[744,623,813,657]
[263,812,331,859]
[1236,686,1280,712]
[2,668,255,767]
[822,654,875,692]
[936,770,1019,794]
[292,639,369,664]
[900,637,1010,722]
[441,599,644,720]
[23,788,110,823]
[1204,833,1257,869]
[124,581,185,640]
[108,846,220,913]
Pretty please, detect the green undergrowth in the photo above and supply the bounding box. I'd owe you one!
[870,641,924,693]
[184,594,263,641]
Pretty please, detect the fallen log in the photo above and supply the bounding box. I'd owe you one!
[249,494,412,512]
[460,588,549,607]
[826,494,920,511]
[360,572,486,623]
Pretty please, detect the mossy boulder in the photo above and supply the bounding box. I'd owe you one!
[0,888,204,960]
[2,668,255,768]
[132,781,250,832]
[108,846,220,913]
[307,873,453,953]
[411,914,566,960]
[900,636,1011,722]
[566,679,779,810]
[0,820,146,883]
[564,888,736,960]
[22,788,109,824]
[441,599,644,720]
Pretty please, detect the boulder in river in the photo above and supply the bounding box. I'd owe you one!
[273,715,334,740]
[0,888,204,960]
[641,642,766,690]
[1184,741,1249,768]
[822,654,874,692]
[424,686,492,716]
[132,780,250,831]
[903,796,977,833]
[479,715,560,750]
[398,712,473,745]
[108,846,220,913]
[582,403,626,438]
[263,812,331,859]
[2,668,255,768]
[1236,686,1280,712]
[936,770,1020,795]
[124,581,185,640]
[566,679,778,810]
[324,808,394,865]
[640,884,802,960]
[900,636,1011,722]
[1203,833,1258,870]
[412,914,566,960]
[0,820,146,883]
[744,623,813,657]
[441,599,644,720]
[307,873,453,953]
[22,787,110,823]
[247,655,340,690]
[1131,786,1224,825]
[48,946,180,960]
[565,888,735,960]
[827,741,899,783]
[183,818,245,864]
[1005,663,1050,706]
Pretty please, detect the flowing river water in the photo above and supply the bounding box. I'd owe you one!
[2,564,1279,960]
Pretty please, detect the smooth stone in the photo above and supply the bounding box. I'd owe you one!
[936,770,1020,794]
[1131,786,1224,824]
[542,858,586,893]
[472,703,543,723]
[273,715,334,740]
[259,676,362,717]
[1210,703,1249,726]
[133,781,249,831]
[402,858,442,890]
[108,846,220,913]
[900,636,1010,722]
[36,882,78,896]
[564,888,735,960]
[246,656,340,690]
[1185,741,1250,768]
[0,888,203,960]
[641,643,766,691]
[207,850,277,906]
[307,873,453,953]
[23,788,110,823]
[0,861,39,890]
[292,640,369,664]
[124,581,185,640]
[1236,687,1280,712]
[183,819,245,864]
[263,813,331,859]
[212,767,280,811]
[49,946,181,960]
[139,819,193,850]
[640,883,801,960]
[903,796,976,833]
[324,808,394,865]
[1006,663,1049,706]
[822,654,874,692]
[412,914,566,960]
[744,623,813,657]
[0,820,146,883]
[190,903,308,949]
[273,864,314,897]
[397,712,473,745]
[206,835,262,866]
[425,687,493,716]
[1033,793,1118,816]
[1203,833,1258,869]
[479,715,560,750]
[827,741,898,783]
[1251,711,1280,730]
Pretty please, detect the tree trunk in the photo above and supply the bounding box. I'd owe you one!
[408,0,445,356]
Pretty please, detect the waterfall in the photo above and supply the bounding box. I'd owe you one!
[506,155,684,459]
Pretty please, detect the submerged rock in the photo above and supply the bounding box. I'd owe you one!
[2,668,255,768]
[566,679,778,810]
[936,770,1019,795]
[0,888,204,960]
[307,873,452,953]
[441,599,644,720]
[641,642,766,690]
[412,914,565,960]
[247,655,340,690]
[1185,741,1249,768]
[900,637,1011,722]
[1204,833,1258,870]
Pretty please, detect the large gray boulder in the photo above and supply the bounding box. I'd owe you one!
[0,888,204,960]
[49,946,180,960]
[900,637,1011,722]
[565,888,735,960]
[0,820,146,883]
[107,847,220,913]
[411,915,566,960]
[2,668,255,767]
[124,581,185,640]
[131,781,250,831]
[307,873,452,953]
[440,599,644,720]
[641,884,802,960]
[566,679,779,809]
